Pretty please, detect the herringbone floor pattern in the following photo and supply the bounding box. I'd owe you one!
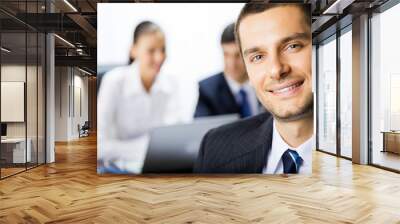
[1,134,400,223]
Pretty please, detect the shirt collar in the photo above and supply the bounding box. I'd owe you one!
[123,62,172,97]
[224,72,250,95]
[296,134,313,167]
[268,120,314,172]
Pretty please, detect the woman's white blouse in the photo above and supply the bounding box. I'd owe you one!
[97,63,192,173]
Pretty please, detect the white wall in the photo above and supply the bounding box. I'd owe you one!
[55,67,89,141]
[98,3,244,74]
[1,65,38,138]
[98,3,245,115]
[55,67,68,141]
[1,64,46,163]
[312,45,317,151]
[1,66,26,128]
[72,73,89,138]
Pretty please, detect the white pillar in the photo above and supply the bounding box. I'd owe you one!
[352,14,369,164]
[45,0,56,163]
[46,32,55,163]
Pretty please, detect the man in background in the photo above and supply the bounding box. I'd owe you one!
[194,23,261,118]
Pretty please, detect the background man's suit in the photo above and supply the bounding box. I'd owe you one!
[194,72,241,117]
[194,112,272,173]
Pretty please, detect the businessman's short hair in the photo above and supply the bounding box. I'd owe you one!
[235,2,311,55]
[220,23,236,44]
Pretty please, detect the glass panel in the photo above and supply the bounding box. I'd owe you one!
[26,0,39,169]
[27,31,38,169]
[1,31,27,177]
[339,28,352,158]
[317,36,337,154]
[0,1,46,178]
[37,0,46,165]
[371,3,400,171]
[38,32,45,165]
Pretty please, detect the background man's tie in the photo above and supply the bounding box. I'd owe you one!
[238,88,252,118]
[281,149,303,174]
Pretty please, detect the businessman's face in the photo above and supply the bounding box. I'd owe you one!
[238,6,312,121]
[222,42,247,83]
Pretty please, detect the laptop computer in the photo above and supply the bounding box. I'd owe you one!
[141,114,239,173]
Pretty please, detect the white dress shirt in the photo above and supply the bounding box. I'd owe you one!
[263,120,313,174]
[97,63,191,173]
[224,74,260,116]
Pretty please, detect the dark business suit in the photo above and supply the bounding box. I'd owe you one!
[194,72,241,117]
[194,112,273,173]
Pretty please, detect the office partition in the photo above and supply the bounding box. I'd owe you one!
[0,0,47,179]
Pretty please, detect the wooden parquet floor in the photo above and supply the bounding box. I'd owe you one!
[1,134,400,224]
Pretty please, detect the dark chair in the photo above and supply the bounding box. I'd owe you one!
[79,121,90,138]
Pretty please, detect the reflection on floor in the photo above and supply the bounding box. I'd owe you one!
[373,150,400,171]
[0,167,25,177]
[0,162,42,178]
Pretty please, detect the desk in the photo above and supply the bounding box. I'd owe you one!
[1,138,32,163]
[381,131,400,154]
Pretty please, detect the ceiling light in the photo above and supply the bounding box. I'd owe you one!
[78,67,93,76]
[63,0,78,12]
[323,0,355,15]
[54,34,75,48]
[1,47,11,53]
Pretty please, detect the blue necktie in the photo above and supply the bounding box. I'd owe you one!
[281,149,303,174]
[238,88,252,118]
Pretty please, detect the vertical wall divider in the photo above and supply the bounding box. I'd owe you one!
[36,2,39,168]
[73,68,75,118]
[25,0,28,171]
[367,11,373,165]
[69,68,71,118]
[36,0,39,168]
[315,44,319,151]
[44,33,47,165]
[59,66,61,117]
[336,27,341,157]
[0,27,2,179]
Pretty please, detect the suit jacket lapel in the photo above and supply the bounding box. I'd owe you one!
[216,114,274,173]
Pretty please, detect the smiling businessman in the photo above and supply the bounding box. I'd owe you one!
[194,3,313,174]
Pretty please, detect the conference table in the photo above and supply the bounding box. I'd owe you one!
[0,138,32,165]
